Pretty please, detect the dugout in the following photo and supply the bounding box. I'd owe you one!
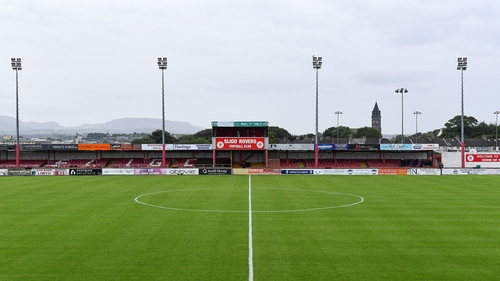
[211,121,269,168]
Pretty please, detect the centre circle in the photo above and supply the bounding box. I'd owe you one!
[135,188,364,213]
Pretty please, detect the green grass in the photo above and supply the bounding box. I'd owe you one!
[1,175,499,280]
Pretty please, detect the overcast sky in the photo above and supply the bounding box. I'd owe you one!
[1,0,500,136]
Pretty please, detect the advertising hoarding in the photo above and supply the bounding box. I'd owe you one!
[466,154,500,162]
[199,168,232,175]
[173,144,212,150]
[78,144,111,151]
[69,169,102,175]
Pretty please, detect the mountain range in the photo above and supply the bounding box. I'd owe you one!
[0,116,205,135]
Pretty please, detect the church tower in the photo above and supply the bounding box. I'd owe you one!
[371,102,381,133]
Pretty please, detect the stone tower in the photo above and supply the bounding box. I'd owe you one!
[371,102,381,133]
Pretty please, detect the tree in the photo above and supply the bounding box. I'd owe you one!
[268,126,295,142]
[322,126,352,140]
[171,129,212,144]
[442,115,478,138]
[192,128,212,140]
[268,132,281,144]
[86,132,109,139]
[353,127,381,138]
[176,135,211,144]
[131,129,176,144]
[474,121,496,138]
[416,132,434,141]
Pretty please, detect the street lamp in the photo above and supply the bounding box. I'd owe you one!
[395,88,408,144]
[335,111,342,144]
[157,57,167,168]
[11,58,22,168]
[413,111,421,144]
[457,57,467,168]
[495,111,500,152]
[313,55,322,167]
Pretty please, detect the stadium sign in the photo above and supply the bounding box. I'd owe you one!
[78,144,111,151]
[110,144,122,150]
[102,169,135,175]
[248,168,281,175]
[333,144,349,151]
[212,121,268,127]
[466,154,500,162]
[318,144,333,151]
[314,169,352,175]
[346,169,379,175]
[440,168,487,175]
[214,137,266,150]
[31,169,68,176]
[166,168,198,175]
[0,169,7,176]
[380,144,413,151]
[268,143,314,151]
[173,144,212,150]
[408,169,441,175]
[69,169,102,175]
[412,144,439,150]
[120,144,141,150]
[349,144,379,151]
[281,169,314,174]
[199,168,232,175]
[50,144,78,150]
[141,144,174,151]
[7,169,33,176]
[349,143,380,151]
[21,144,50,151]
[133,168,167,175]
[380,144,439,151]
[378,168,408,175]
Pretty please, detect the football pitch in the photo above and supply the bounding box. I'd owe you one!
[1,175,499,280]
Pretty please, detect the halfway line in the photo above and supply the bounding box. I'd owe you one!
[248,175,254,281]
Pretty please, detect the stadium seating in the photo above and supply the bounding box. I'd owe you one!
[0,160,46,168]
[303,159,362,168]
[365,159,400,168]
[279,159,299,168]
[171,158,196,168]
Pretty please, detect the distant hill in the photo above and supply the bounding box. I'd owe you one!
[0,116,205,135]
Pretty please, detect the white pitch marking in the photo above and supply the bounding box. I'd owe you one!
[248,175,254,281]
[134,188,364,213]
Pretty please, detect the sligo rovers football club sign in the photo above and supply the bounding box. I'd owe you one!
[215,137,266,150]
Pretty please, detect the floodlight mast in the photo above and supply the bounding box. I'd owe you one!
[312,55,322,168]
[495,111,500,152]
[457,57,467,168]
[335,111,342,144]
[158,57,167,168]
[11,58,22,168]
[395,88,408,144]
[413,111,421,144]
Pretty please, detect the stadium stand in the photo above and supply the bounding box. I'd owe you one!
[45,159,94,168]
[365,159,400,168]
[303,159,363,168]
[0,160,46,168]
